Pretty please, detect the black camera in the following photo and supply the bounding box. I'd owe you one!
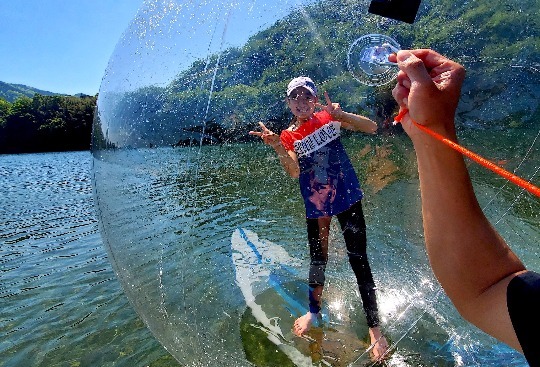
[368,0,421,24]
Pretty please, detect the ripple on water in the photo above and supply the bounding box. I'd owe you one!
[0,151,170,367]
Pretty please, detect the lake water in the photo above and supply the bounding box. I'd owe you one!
[0,151,176,367]
[1,128,538,366]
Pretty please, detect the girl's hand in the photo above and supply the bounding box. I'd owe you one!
[249,122,281,148]
[250,122,300,177]
[316,91,343,120]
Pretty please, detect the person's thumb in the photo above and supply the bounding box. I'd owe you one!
[397,50,433,86]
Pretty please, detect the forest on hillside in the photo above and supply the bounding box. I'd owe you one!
[3,0,537,153]
[93,0,539,150]
[0,94,96,154]
[0,81,61,103]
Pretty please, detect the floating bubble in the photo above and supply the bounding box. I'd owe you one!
[91,0,539,366]
[347,33,401,86]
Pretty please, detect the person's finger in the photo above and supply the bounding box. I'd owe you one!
[392,84,408,108]
[396,50,434,85]
[392,70,410,107]
[402,49,446,69]
[258,121,270,132]
[324,91,332,106]
[399,49,463,78]
[396,70,411,90]
[248,131,262,137]
[402,49,465,90]
[315,102,325,109]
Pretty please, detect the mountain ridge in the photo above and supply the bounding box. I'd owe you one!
[0,81,66,102]
[94,0,538,149]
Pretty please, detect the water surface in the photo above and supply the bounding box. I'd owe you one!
[1,126,538,366]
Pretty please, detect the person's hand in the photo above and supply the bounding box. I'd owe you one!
[389,49,465,140]
[249,122,281,148]
[316,91,343,120]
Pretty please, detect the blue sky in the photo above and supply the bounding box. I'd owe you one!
[0,0,143,95]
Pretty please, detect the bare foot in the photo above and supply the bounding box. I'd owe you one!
[369,326,389,361]
[293,312,318,336]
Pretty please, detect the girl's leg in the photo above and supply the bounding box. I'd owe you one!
[336,201,379,326]
[293,216,331,336]
[336,201,388,359]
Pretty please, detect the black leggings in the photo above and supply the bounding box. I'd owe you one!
[306,200,380,328]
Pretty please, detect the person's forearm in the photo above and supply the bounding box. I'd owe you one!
[412,125,525,303]
[335,111,377,134]
[391,49,527,351]
[273,143,300,178]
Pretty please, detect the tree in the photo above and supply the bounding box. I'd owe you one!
[0,94,96,154]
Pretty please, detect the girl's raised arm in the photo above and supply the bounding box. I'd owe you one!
[249,122,300,178]
[317,92,377,134]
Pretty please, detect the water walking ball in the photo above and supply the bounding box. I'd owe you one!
[91,0,539,366]
[91,1,398,365]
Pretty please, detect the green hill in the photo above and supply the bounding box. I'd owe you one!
[0,81,61,103]
[95,0,539,149]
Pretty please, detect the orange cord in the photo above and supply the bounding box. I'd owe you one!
[394,109,540,198]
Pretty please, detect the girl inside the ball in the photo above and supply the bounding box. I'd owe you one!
[249,76,388,361]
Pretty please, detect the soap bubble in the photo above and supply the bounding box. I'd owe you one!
[91,0,539,366]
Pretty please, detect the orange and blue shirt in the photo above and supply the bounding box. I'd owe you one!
[280,111,363,218]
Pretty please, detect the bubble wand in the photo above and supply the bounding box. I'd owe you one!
[394,109,540,198]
